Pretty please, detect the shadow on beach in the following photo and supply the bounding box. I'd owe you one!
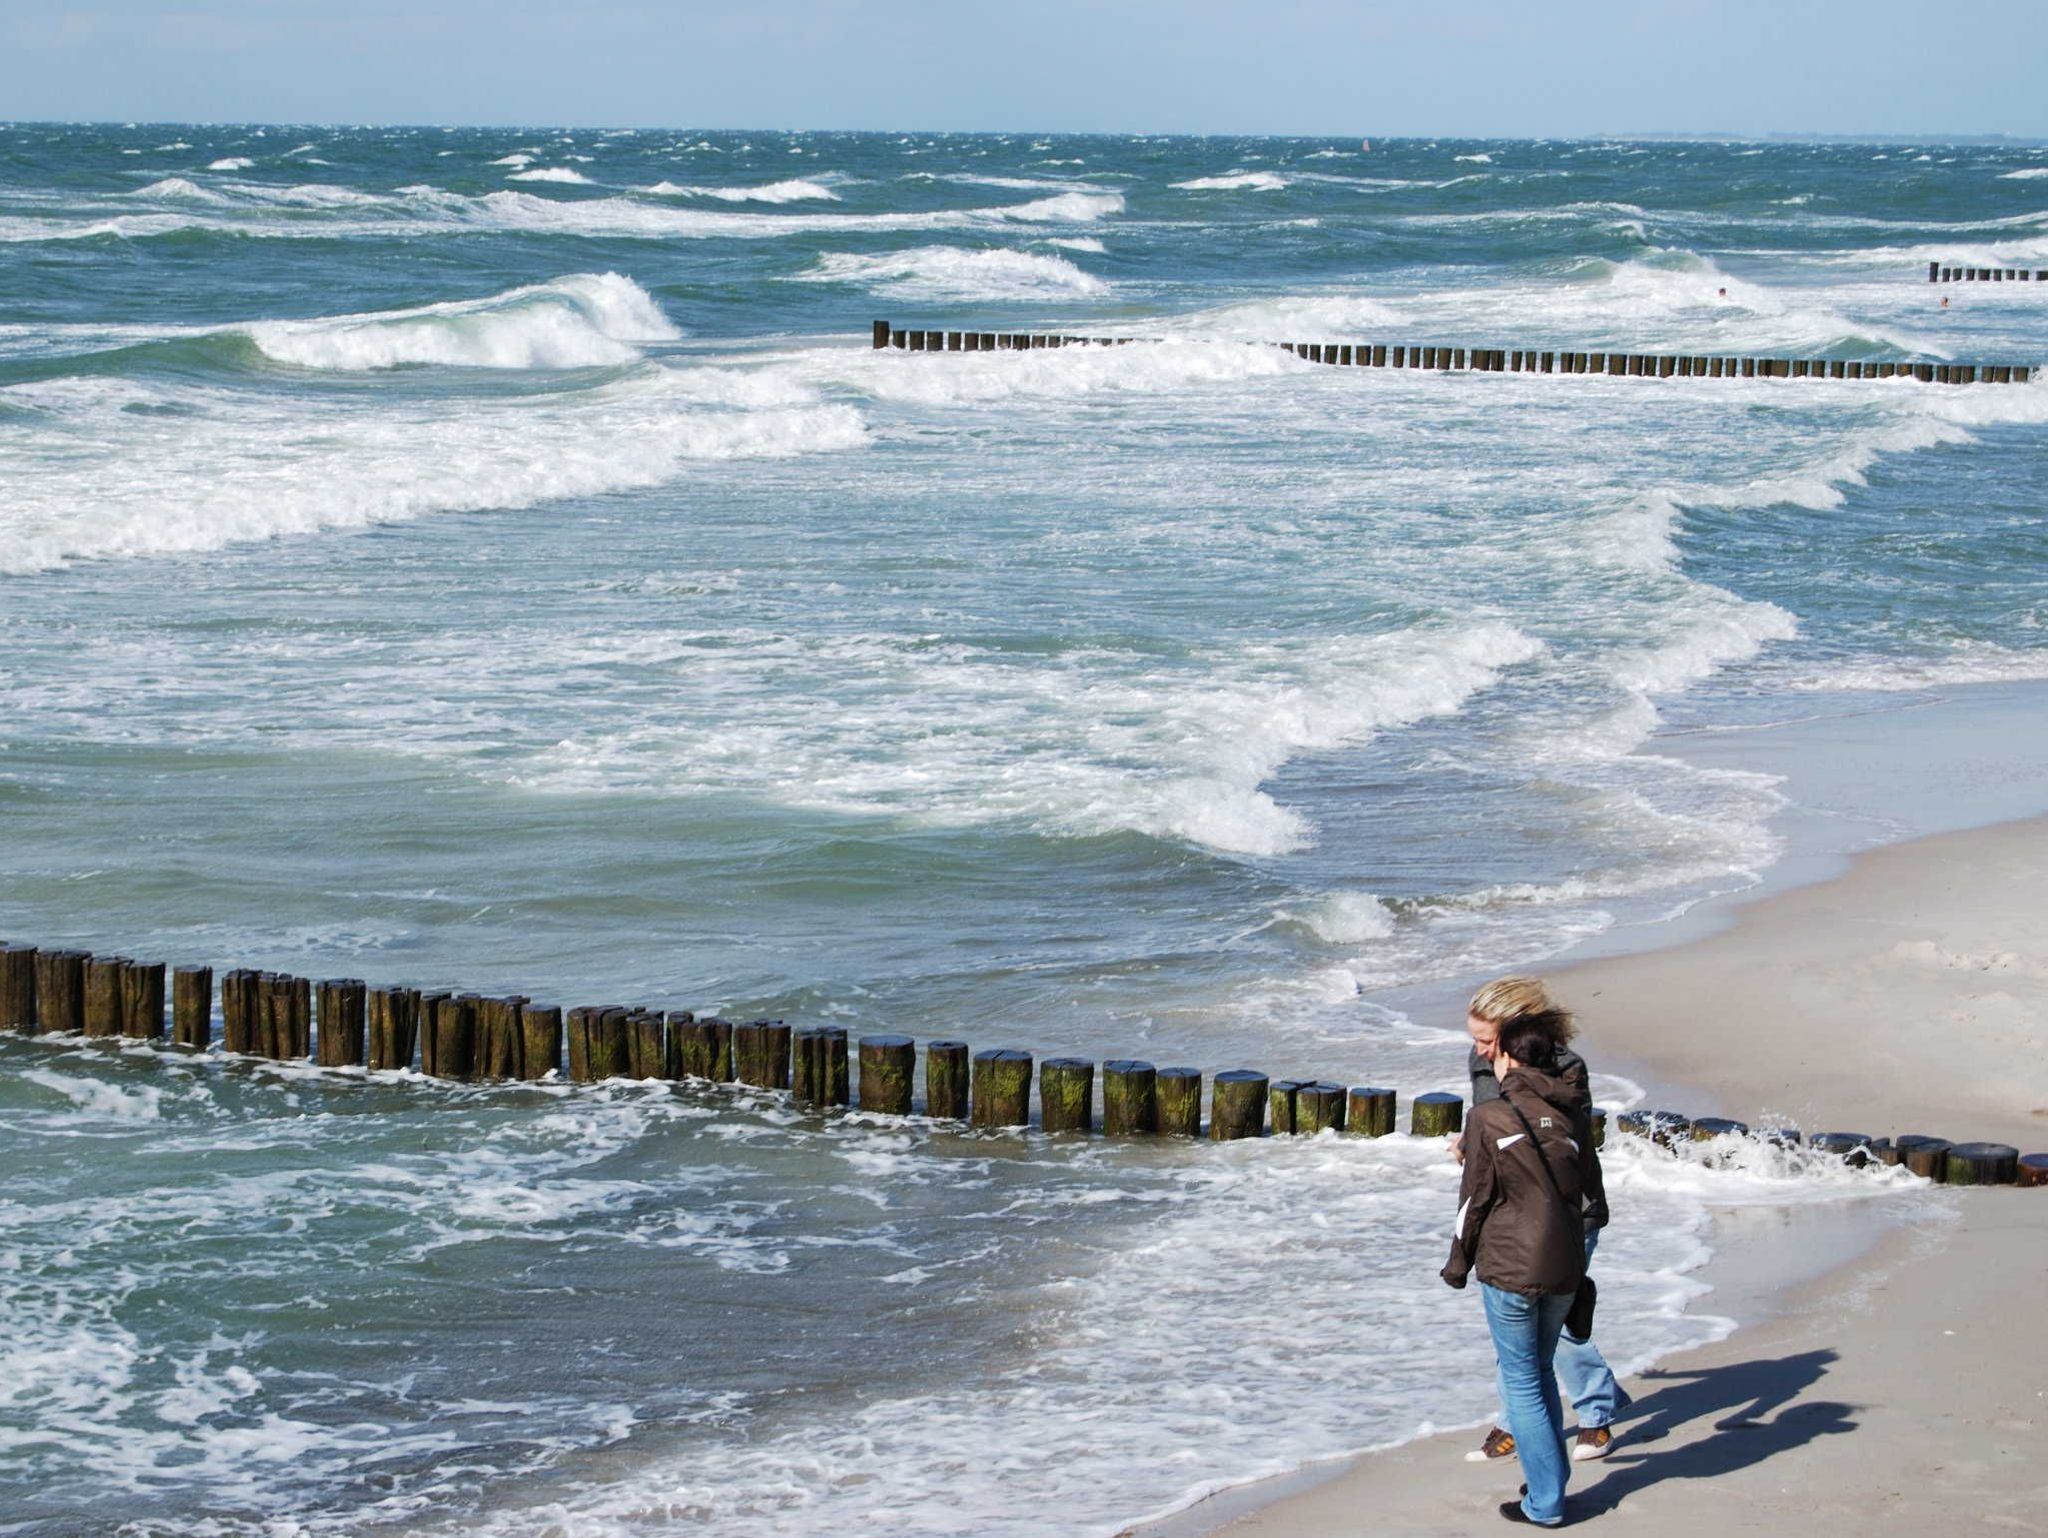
[1575,1349,1853,1518]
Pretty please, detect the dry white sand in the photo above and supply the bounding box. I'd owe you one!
[1132,818,2048,1536]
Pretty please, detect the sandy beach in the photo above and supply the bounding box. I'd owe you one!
[1137,816,2048,1537]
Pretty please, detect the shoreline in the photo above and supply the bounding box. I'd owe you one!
[1129,681,2048,1538]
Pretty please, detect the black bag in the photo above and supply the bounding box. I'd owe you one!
[1506,1098,1598,1342]
[1565,1274,1597,1342]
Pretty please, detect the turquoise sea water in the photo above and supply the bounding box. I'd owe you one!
[2,126,2044,1536]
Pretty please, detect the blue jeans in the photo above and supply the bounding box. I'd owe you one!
[1480,1283,1572,1527]
[1500,1230,1622,1430]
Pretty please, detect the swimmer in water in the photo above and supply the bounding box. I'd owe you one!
[1941,295,1951,309]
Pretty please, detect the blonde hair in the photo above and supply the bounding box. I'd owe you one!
[1467,976,1577,1045]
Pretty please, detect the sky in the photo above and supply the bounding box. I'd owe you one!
[1,0,2044,138]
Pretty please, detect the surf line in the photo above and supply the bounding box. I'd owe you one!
[0,940,2039,1184]
[871,321,2035,384]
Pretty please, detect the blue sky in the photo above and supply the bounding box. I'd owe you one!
[2,0,2043,137]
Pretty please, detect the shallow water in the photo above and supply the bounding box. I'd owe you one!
[1,127,2042,1535]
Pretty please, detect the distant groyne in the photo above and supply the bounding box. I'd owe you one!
[1,938,2038,1186]
[870,321,2033,384]
[1930,261,2047,284]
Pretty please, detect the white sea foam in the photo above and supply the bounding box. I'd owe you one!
[1454,152,1494,164]
[1999,167,2048,180]
[1162,292,1404,340]
[18,1067,165,1121]
[242,272,680,371]
[129,176,228,204]
[4,184,1126,246]
[644,179,840,203]
[205,156,254,171]
[1784,642,2048,693]
[508,167,592,184]
[1282,890,1399,944]
[516,616,1541,857]
[0,359,866,573]
[491,153,536,167]
[1172,171,1288,191]
[796,246,1107,301]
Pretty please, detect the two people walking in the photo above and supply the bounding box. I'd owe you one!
[1443,978,1620,1528]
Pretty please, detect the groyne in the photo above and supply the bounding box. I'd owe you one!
[1931,261,2047,284]
[1,938,2037,1184]
[869,321,2035,384]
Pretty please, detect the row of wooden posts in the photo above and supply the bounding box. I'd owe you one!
[870,321,2033,385]
[1930,262,2047,284]
[0,943,1430,1139]
[2,941,2041,1183]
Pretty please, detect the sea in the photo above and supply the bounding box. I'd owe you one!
[2,126,2045,1537]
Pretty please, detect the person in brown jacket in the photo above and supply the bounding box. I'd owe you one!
[1443,1012,1606,1527]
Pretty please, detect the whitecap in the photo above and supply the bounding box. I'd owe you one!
[1172,171,1289,192]
[796,246,1106,301]
[242,272,679,371]
[643,179,840,203]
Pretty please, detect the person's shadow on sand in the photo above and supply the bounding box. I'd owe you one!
[1573,1349,1854,1518]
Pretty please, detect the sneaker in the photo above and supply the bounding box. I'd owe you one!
[1466,1425,1516,1463]
[1498,1501,1563,1527]
[1571,1425,1614,1461]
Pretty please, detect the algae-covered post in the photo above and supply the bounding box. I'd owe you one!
[1210,1069,1267,1140]
[1102,1060,1158,1135]
[1347,1086,1396,1137]
[970,1047,1032,1128]
[1296,1082,1346,1134]
[1156,1066,1203,1136]
[1267,1078,1304,1135]
[627,1008,664,1080]
[792,1025,850,1109]
[522,1004,562,1079]
[668,1013,731,1082]
[857,1034,915,1114]
[1944,1142,2019,1186]
[926,1039,970,1119]
[1039,1057,1094,1134]
[1411,1091,1463,1138]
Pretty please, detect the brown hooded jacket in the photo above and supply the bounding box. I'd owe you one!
[1441,1064,1605,1296]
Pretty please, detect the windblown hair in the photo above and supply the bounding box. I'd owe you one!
[1468,975,1578,1056]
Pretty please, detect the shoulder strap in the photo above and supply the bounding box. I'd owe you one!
[1503,1095,1575,1219]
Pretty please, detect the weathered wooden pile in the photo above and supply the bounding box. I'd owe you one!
[1,939,2039,1184]
[871,321,2035,385]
